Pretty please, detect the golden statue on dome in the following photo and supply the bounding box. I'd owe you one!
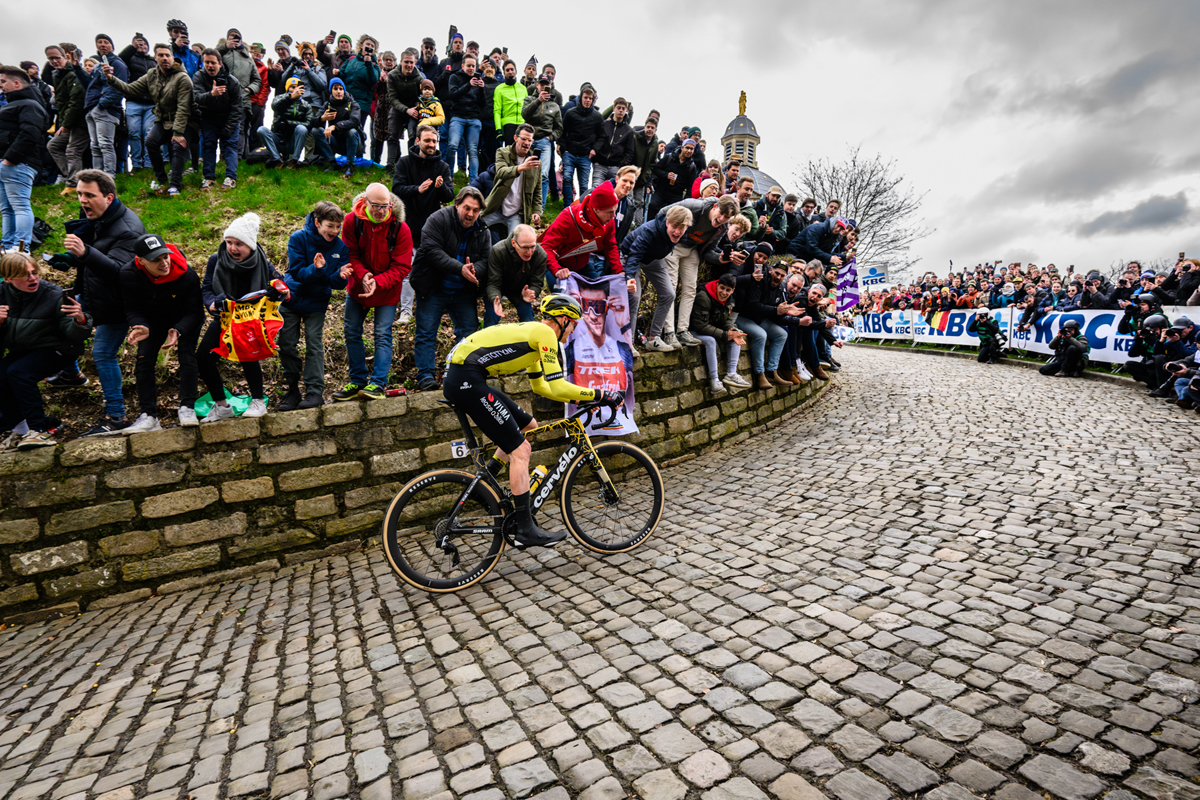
[739,91,747,116]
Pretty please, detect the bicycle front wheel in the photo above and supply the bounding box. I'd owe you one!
[382,469,506,592]
[560,441,664,553]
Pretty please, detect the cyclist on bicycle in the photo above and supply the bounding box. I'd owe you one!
[444,294,625,548]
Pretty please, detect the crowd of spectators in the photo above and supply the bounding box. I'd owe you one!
[851,258,1200,407]
[0,21,861,451]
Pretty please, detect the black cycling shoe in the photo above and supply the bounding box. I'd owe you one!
[511,492,567,548]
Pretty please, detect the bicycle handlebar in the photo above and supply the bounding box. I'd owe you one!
[573,400,619,428]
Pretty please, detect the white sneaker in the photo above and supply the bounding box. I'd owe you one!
[677,331,701,347]
[124,413,162,434]
[242,398,268,418]
[397,310,413,325]
[0,431,21,452]
[662,333,684,350]
[178,406,199,427]
[709,380,727,396]
[723,373,751,389]
[797,362,814,382]
[149,180,162,191]
[201,403,236,423]
[644,336,675,353]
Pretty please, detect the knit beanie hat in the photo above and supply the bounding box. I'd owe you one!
[329,77,346,93]
[338,34,352,45]
[224,213,261,251]
[95,33,114,46]
[699,178,718,196]
[588,182,619,212]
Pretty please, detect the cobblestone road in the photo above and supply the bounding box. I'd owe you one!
[1,348,1198,800]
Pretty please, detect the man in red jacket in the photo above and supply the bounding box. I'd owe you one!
[334,182,412,400]
[541,182,623,290]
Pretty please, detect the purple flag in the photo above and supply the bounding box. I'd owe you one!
[836,257,860,313]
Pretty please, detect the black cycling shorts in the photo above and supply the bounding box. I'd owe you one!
[443,364,534,454]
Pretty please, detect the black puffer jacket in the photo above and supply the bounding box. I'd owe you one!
[446,70,484,119]
[409,205,491,300]
[391,145,454,248]
[0,280,92,358]
[70,198,147,325]
[192,67,244,138]
[0,87,48,169]
[560,104,602,157]
[118,44,156,103]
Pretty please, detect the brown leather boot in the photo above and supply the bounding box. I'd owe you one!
[767,370,790,386]
[780,366,803,385]
[813,365,831,380]
[753,371,772,390]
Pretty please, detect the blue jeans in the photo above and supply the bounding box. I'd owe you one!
[414,291,478,383]
[561,152,591,205]
[736,317,787,373]
[315,129,362,165]
[200,119,239,181]
[84,323,128,419]
[0,163,36,249]
[258,125,308,162]
[532,137,552,208]
[483,298,535,328]
[126,101,156,169]
[344,296,396,387]
[445,117,481,182]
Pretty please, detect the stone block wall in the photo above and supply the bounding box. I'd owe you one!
[0,349,829,621]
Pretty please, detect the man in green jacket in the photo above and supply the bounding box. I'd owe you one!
[105,44,195,196]
[482,124,542,239]
[493,60,526,146]
[45,45,88,192]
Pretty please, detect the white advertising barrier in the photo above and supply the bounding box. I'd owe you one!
[854,306,1190,365]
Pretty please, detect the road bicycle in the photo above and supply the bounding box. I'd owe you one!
[382,399,665,592]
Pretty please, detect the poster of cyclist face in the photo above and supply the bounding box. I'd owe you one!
[558,274,638,436]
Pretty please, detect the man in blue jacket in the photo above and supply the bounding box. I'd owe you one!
[620,205,692,351]
[78,34,128,175]
[279,201,351,410]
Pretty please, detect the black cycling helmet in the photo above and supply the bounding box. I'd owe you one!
[1061,319,1081,331]
[540,294,582,320]
[1136,293,1158,305]
[1141,313,1169,330]
[166,19,187,33]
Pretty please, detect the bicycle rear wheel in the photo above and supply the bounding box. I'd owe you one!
[382,469,506,592]
[560,441,664,553]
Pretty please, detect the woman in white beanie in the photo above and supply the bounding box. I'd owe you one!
[195,212,287,422]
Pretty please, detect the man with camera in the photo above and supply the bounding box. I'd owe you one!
[968,307,1006,363]
[192,50,242,189]
[1132,313,1196,395]
[258,78,317,168]
[1039,319,1090,378]
[1155,258,1200,306]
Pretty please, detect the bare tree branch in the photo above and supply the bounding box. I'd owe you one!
[795,145,934,282]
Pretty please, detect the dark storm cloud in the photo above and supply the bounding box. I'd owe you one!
[976,135,1160,204]
[1077,192,1191,237]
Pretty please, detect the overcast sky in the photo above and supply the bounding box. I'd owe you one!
[6,1,1198,276]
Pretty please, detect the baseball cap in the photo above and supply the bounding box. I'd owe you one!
[135,234,170,261]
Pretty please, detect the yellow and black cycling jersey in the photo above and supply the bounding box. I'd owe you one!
[447,321,598,404]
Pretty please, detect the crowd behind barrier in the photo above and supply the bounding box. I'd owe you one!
[851,258,1200,406]
[0,20,860,451]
